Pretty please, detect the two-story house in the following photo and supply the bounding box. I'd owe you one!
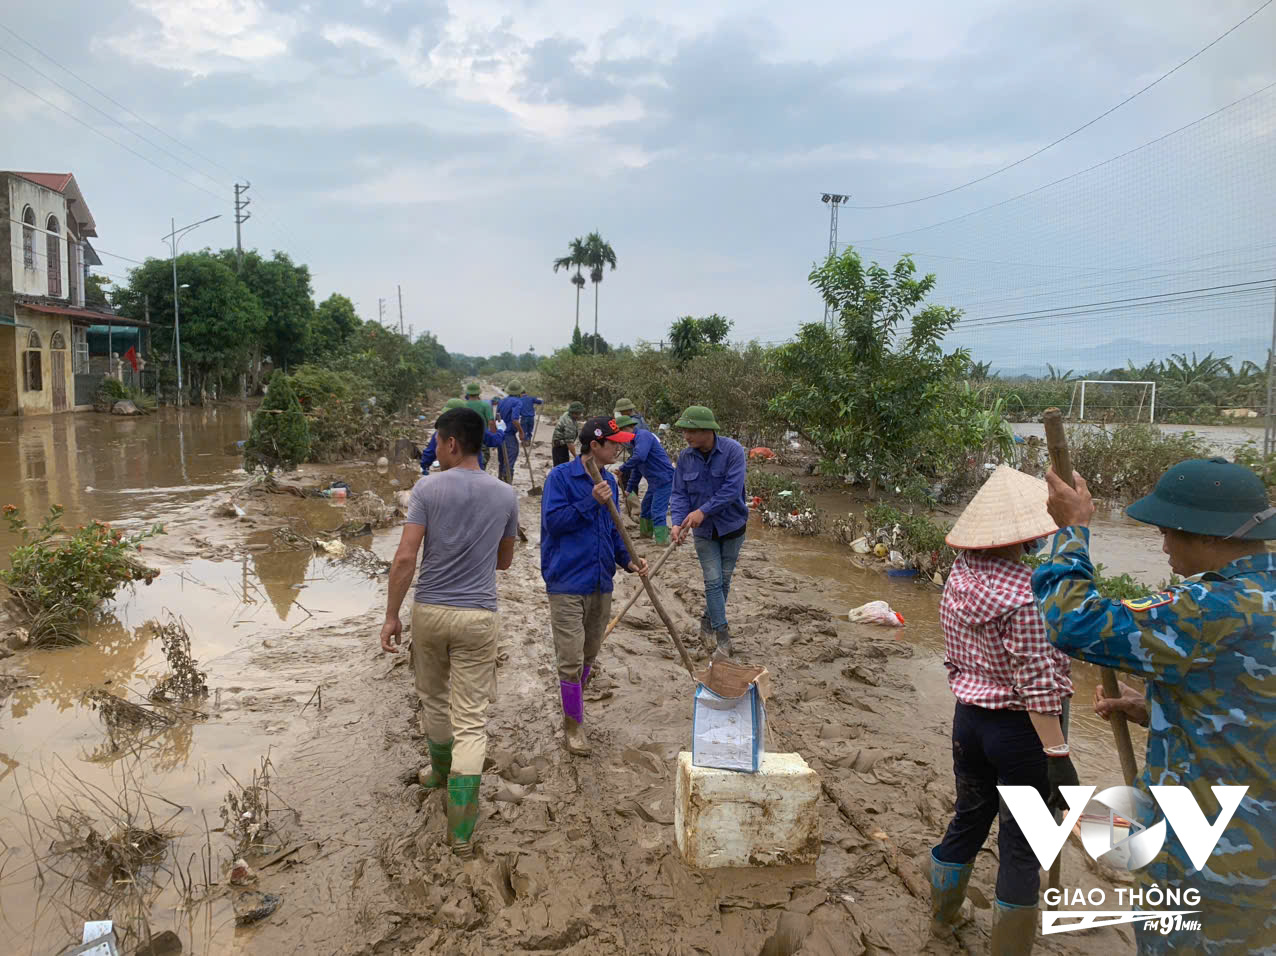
[0,171,147,414]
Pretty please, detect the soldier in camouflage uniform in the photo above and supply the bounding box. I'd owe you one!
[1033,458,1276,955]
[552,402,585,467]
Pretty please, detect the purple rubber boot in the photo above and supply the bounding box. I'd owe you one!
[559,680,589,755]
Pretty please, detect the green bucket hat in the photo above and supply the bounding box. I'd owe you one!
[568,401,585,415]
[615,414,638,428]
[464,382,481,397]
[508,380,523,393]
[1126,458,1276,539]
[442,398,465,411]
[674,405,721,431]
[614,398,636,413]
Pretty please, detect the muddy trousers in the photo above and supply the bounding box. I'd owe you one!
[694,532,745,633]
[410,602,499,776]
[498,434,519,484]
[638,479,672,531]
[552,444,571,467]
[932,703,1049,907]
[547,591,613,684]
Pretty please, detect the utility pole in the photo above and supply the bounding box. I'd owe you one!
[397,284,404,335]
[234,182,251,272]
[1265,285,1276,456]
[163,214,222,407]
[820,193,849,327]
[378,298,386,325]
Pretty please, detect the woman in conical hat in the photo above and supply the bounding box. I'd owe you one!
[927,466,1076,954]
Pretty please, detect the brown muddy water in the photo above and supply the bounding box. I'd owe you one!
[0,410,1164,952]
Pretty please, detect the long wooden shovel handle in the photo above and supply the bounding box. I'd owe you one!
[523,440,539,488]
[1043,409,1140,788]
[605,541,677,638]
[584,458,696,679]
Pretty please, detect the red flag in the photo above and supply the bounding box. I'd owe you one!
[123,346,138,372]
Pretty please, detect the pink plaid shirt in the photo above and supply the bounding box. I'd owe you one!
[940,551,1072,714]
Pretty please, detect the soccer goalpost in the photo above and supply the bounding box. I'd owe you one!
[1065,380,1157,423]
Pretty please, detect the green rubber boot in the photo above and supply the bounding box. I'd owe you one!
[417,737,453,790]
[990,899,1037,955]
[639,518,654,539]
[447,774,481,858]
[929,851,974,936]
[653,524,669,545]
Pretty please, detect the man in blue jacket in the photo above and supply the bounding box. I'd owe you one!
[519,386,543,446]
[496,386,525,485]
[541,416,648,755]
[616,414,674,544]
[670,405,748,658]
[421,399,503,474]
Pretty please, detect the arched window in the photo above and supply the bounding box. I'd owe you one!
[23,329,42,393]
[45,215,62,296]
[50,330,66,349]
[21,206,36,269]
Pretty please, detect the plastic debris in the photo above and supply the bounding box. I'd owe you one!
[230,857,257,885]
[847,601,906,627]
[849,536,871,554]
[233,890,282,926]
[71,921,119,956]
[748,447,777,461]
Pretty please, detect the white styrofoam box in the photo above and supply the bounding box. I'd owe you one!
[675,751,821,869]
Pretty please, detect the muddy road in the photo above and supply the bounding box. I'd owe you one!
[0,409,1157,954]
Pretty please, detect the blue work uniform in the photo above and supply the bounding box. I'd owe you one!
[540,458,632,594]
[519,394,543,443]
[671,435,749,635]
[619,429,674,530]
[497,395,523,482]
[419,428,503,474]
[1032,527,1276,955]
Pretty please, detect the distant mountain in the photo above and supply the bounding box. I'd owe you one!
[986,337,1268,378]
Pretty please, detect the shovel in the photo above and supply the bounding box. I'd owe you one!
[583,457,695,679]
[1042,408,1140,907]
[523,440,542,496]
[604,540,677,638]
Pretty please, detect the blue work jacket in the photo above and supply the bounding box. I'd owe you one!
[619,429,674,493]
[420,428,503,473]
[670,435,748,539]
[497,396,524,438]
[540,457,632,595]
[520,395,543,418]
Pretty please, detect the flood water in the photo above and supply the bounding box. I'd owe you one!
[0,409,1176,951]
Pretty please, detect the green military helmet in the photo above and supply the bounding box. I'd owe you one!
[614,397,636,414]
[568,401,585,415]
[615,414,638,428]
[508,380,523,393]
[464,382,481,397]
[674,405,721,431]
[1126,457,1276,539]
[442,398,466,411]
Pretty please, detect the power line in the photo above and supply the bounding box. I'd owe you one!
[848,81,1276,245]
[845,0,1275,209]
[0,22,241,181]
[0,67,228,205]
[0,42,226,191]
[5,217,149,264]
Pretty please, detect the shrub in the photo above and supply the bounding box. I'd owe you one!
[745,466,823,534]
[0,505,164,645]
[1067,425,1211,501]
[288,366,364,412]
[244,371,311,472]
[1231,441,1276,492]
[99,378,129,400]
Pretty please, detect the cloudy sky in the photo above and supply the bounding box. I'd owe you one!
[2,0,1273,362]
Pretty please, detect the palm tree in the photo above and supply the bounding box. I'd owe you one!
[552,237,588,335]
[582,231,617,355]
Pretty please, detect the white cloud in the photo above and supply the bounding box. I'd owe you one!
[105,0,296,75]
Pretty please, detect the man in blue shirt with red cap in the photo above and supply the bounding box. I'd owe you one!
[541,415,648,756]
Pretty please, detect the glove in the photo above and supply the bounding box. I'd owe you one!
[1046,753,1079,813]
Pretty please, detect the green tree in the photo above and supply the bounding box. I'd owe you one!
[244,370,311,471]
[219,250,315,372]
[85,273,112,309]
[113,252,267,403]
[553,237,589,335]
[669,314,733,362]
[769,248,979,498]
[309,293,363,357]
[582,231,617,355]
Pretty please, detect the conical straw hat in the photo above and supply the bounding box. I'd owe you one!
[945,465,1058,549]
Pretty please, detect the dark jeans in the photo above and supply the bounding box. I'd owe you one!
[552,445,571,467]
[932,702,1049,907]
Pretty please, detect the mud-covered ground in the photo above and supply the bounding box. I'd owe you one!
[0,410,1143,954]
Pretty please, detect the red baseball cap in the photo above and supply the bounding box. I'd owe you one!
[579,415,635,445]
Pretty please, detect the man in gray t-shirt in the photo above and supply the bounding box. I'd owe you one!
[381,407,519,857]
